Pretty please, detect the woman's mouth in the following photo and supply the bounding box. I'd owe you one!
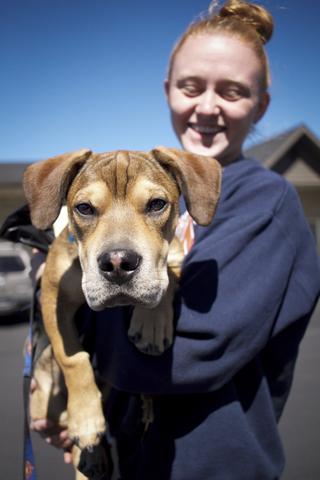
[188,123,226,136]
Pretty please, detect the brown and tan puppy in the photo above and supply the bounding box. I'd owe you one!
[23,147,221,479]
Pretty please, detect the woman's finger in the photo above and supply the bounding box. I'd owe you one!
[63,450,73,464]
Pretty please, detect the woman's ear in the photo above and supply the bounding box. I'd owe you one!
[164,79,170,101]
[254,92,270,123]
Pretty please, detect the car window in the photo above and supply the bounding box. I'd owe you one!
[0,256,26,273]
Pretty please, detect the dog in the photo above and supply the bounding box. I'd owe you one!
[23,147,221,479]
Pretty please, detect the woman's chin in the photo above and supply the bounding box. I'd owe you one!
[182,137,226,159]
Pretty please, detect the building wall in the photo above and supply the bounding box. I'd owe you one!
[296,187,320,255]
[0,187,26,226]
[1,170,319,255]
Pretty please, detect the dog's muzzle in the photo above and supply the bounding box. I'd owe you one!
[81,245,167,310]
[97,249,142,285]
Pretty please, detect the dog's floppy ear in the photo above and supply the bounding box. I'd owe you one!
[23,149,92,229]
[152,147,222,225]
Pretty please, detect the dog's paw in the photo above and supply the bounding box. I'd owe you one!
[68,399,106,450]
[77,436,113,480]
[128,336,172,356]
[132,341,161,356]
[128,306,173,355]
[70,424,106,451]
[135,342,163,356]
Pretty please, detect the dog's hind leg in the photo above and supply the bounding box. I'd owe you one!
[29,344,68,428]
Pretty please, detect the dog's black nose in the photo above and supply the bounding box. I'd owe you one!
[98,249,141,283]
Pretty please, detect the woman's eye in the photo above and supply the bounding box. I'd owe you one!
[146,198,167,213]
[181,84,201,97]
[177,79,203,97]
[222,89,242,101]
[220,83,250,101]
[75,203,95,216]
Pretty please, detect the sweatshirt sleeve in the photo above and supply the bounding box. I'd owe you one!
[94,163,320,395]
[171,178,320,392]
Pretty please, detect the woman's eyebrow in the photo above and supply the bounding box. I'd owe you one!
[176,75,201,82]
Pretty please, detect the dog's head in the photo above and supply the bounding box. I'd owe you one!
[23,147,221,310]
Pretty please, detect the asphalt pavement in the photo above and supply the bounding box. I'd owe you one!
[0,315,73,480]
[0,303,319,480]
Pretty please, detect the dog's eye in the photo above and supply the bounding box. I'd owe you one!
[75,203,95,216]
[146,198,167,213]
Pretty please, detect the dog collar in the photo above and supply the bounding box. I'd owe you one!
[68,233,76,243]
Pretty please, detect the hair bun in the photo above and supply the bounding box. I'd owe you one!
[210,0,273,44]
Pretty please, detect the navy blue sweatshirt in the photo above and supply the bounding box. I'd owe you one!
[92,157,320,480]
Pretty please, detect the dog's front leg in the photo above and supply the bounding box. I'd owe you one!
[42,287,104,435]
[128,236,184,355]
[41,233,110,478]
[128,273,176,355]
[42,288,111,479]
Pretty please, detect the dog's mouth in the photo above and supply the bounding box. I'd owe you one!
[85,291,162,312]
[89,292,160,310]
[82,275,167,311]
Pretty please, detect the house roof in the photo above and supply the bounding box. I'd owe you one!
[1,124,320,185]
[245,124,320,176]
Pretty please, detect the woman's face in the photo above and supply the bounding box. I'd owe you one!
[165,34,269,165]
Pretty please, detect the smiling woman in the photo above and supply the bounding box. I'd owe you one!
[166,35,269,162]
[165,1,271,163]
[27,1,320,480]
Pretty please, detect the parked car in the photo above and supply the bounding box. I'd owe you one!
[0,241,33,317]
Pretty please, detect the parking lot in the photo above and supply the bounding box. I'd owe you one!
[0,303,319,480]
[0,241,33,317]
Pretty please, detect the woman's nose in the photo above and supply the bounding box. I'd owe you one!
[195,91,220,115]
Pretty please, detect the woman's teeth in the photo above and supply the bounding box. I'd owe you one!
[190,124,224,135]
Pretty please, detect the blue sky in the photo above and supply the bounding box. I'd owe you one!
[1,0,319,162]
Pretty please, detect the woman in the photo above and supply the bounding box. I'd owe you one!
[33,1,320,479]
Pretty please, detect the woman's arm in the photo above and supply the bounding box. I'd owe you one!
[93,164,320,395]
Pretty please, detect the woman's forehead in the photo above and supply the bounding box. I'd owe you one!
[171,33,262,82]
